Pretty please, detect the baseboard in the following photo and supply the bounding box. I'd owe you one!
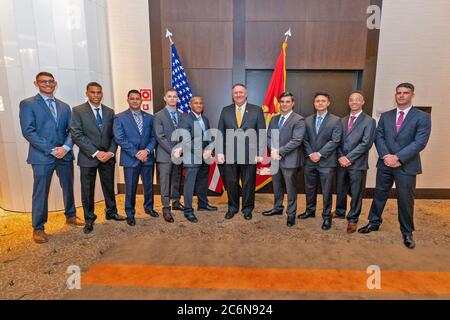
[117,183,450,199]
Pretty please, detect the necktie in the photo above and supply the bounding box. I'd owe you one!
[197,116,206,132]
[236,106,242,128]
[278,116,285,129]
[316,116,323,134]
[94,108,103,127]
[170,111,178,128]
[47,98,57,120]
[348,115,356,133]
[133,112,143,135]
[396,111,404,132]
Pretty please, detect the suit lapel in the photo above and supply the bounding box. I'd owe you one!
[85,103,102,133]
[229,105,239,129]
[346,113,364,137]
[240,106,250,128]
[316,113,329,136]
[126,109,142,136]
[163,108,177,130]
[280,113,295,131]
[36,94,57,124]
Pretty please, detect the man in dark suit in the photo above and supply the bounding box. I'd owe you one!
[19,72,84,243]
[154,88,184,223]
[263,92,305,227]
[358,83,431,249]
[174,96,218,223]
[217,83,266,220]
[334,91,376,233]
[113,90,158,226]
[299,92,342,230]
[71,82,126,234]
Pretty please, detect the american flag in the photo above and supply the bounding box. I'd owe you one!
[170,43,224,193]
[171,44,192,113]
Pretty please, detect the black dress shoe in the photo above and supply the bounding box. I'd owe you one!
[403,235,416,249]
[357,224,380,234]
[332,212,346,219]
[225,211,236,219]
[83,221,94,234]
[321,219,332,230]
[106,213,126,221]
[198,204,218,211]
[298,211,316,219]
[243,212,253,220]
[287,214,295,227]
[262,209,283,216]
[163,212,174,223]
[126,217,136,226]
[185,214,198,223]
[172,203,185,211]
[145,209,160,217]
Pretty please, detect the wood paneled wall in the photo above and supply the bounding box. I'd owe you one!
[150,0,380,128]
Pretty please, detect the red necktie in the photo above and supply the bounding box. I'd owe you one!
[348,115,356,132]
[396,111,404,132]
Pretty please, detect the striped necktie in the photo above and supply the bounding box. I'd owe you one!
[133,111,143,135]
[47,98,57,120]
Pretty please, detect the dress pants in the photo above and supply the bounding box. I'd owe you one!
[183,163,209,214]
[272,167,299,215]
[224,164,256,214]
[80,161,117,222]
[123,163,154,218]
[157,162,182,210]
[304,165,335,219]
[368,167,417,236]
[31,160,76,230]
[336,167,366,223]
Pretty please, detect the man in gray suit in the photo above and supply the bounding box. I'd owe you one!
[175,96,218,223]
[217,83,266,220]
[71,82,126,234]
[299,92,342,230]
[263,92,305,227]
[154,88,184,223]
[334,91,376,233]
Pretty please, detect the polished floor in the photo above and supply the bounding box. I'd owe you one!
[1,194,450,300]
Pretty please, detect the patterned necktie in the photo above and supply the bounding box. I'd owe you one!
[348,115,356,133]
[236,106,242,128]
[396,111,404,132]
[170,111,178,128]
[94,108,103,127]
[316,116,323,134]
[278,116,285,129]
[47,98,57,120]
[133,111,143,135]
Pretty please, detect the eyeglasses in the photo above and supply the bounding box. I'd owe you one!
[37,80,56,85]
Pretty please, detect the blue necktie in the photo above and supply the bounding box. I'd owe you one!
[47,98,57,120]
[197,116,206,132]
[94,108,103,127]
[133,112,143,135]
[278,116,285,129]
[316,116,323,134]
[170,111,178,127]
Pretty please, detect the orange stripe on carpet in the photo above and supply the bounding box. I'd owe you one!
[81,264,450,294]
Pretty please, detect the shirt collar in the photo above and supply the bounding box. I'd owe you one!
[397,105,413,116]
[88,101,101,110]
[280,110,293,120]
[166,105,177,113]
[236,102,247,111]
[316,111,328,118]
[191,111,202,119]
[130,108,142,115]
[39,93,55,103]
[350,110,363,118]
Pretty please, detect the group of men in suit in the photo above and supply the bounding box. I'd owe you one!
[19,72,431,249]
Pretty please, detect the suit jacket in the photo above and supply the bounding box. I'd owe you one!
[304,112,342,168]
[217,103,266,164]
[178,111,212,168]
[154,108,184,163]
[337,112,376,170]
[267,112,305,169]
[113,109,156,167]
[19,94,74,164]
[70,102,117,167]
[375,107,431,175]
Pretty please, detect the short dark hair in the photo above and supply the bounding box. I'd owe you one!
[86,82,102,91]
[127,89,141,98]
[349,90,365,98]
[232,83,247,90]
[396,82,415,92]
[314,92,331,101]
[165,88,178,95]
[35,72,54,80]
[279,91,294,101]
